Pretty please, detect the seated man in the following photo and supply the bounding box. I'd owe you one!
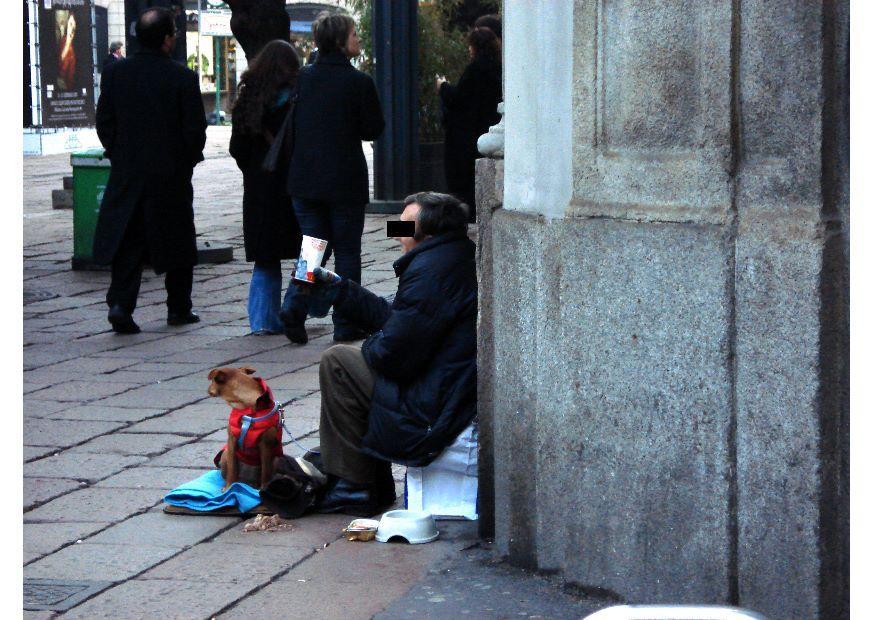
[307,192,477,516]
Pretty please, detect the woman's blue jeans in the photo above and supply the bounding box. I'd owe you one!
[282,198,365,334]
[249,261,297,334]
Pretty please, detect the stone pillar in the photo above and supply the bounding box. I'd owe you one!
[481,1,848,617]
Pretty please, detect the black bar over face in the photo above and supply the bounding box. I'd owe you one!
[387,220,416,237]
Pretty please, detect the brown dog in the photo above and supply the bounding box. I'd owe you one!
[207,366,282,491]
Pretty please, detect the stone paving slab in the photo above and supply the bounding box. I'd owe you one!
[28,381,144,403]
[23,400,68,418]
[24,419,128,448]
[24,488,161,524]
[40,405,167,423]
[146,441,226,468]
[217,525,466,620]
[139,539,317,585]
[67,433,194,457]
[24,446,58,462]
[95,386,206,409]
[24,478,85,511]
[209,513,351,549]
[85,511,237,548]
[24,542,180,582]
[24,522,107,564]
[24,453,149,484]
[60,578,256,620]
[375,542,602,620]
[95,467,209,491]
[123,407,225,436]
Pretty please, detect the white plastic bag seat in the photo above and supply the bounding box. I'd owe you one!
[405,423,478,520]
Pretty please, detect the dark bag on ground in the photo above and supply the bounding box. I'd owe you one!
[258,453,324,518]
[261,96,296,173]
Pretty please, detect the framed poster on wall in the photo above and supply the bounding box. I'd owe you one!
[39,0,95,127]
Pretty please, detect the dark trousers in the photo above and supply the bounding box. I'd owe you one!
[106,207,193,316]
[318,344,384,484]
[283,199,365,332]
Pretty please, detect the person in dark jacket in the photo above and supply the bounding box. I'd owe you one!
[102,41,124,72]
[229,40,302,335]
[301,192,476,516]
[92,8,207,334]
[437,27,502,217]
[280,11,385,345]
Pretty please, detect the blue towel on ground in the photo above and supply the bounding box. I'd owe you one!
[164,470,262,513]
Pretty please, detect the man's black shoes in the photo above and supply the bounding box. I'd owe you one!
[167,311,200,326]
[107,305,140,334]
[316,477,394,517]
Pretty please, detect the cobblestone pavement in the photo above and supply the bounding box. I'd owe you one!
[23,128,601,620]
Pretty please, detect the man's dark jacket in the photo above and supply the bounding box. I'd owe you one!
[92,51,207,273]
[333,232,477,467]
[286,51,384,206]
[102,53,120,72]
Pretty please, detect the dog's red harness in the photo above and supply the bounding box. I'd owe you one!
[222,379,284,467]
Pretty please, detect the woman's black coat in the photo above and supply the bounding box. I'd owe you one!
[286,51,384,206]
[229,90,302,263]
[92,50,207,273]
[439,56,502,207]
[332,232,477,467]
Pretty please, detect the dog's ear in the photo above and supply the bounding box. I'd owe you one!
[240,366,257,375]
[208,368,226,383]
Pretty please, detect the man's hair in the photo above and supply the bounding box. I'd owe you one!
[474,14,501,39]
[404,192,469,240]
[135,8,175,51]
[312,11,355,55]
[109,41,124,53]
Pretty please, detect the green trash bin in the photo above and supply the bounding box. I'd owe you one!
[71,148,111,270]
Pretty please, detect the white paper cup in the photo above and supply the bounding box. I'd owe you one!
[294,235,328,284]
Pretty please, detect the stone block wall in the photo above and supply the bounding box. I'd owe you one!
[478,1,849,618]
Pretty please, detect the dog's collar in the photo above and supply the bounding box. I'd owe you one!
[237,400,281,449]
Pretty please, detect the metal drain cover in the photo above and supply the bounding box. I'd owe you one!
[23,579,113,611]
[23,290,60,304]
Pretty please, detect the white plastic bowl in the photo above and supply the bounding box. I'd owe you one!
[375,509,439,544]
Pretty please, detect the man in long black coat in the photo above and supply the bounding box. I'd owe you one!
[300,192,477,517]
[93,8,207,334]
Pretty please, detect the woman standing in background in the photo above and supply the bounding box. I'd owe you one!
[230,40,302,335]
[437,27,502,218]
[281,12,384,344]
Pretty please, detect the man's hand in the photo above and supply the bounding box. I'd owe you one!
[302,266,342,318]
[313,266,341,285]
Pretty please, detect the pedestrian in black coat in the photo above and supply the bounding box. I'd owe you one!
[279,11,385,345]
[101,41,124,72]
[229,40,302,335]
[302,193,476,517]
[93,8,206,334]
[437,27,502,215]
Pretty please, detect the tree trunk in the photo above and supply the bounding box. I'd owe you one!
[226,0,289,61]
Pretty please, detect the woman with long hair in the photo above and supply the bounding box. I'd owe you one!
[280,12,384,344]
[230,39,302,335]
[437,26,502,218]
